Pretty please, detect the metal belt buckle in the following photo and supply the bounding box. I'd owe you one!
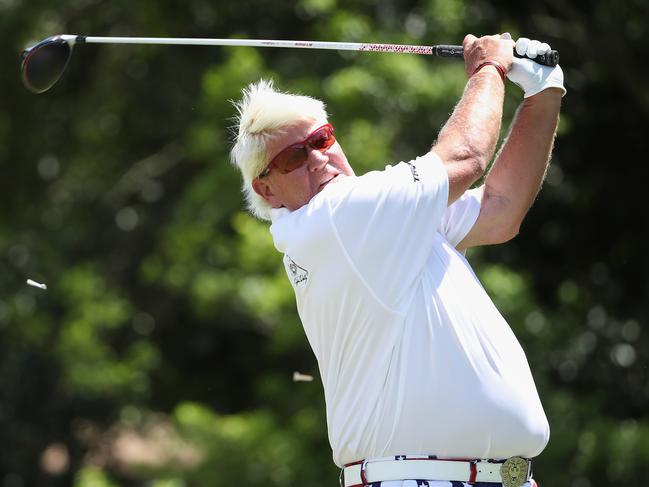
[500,457,529,487]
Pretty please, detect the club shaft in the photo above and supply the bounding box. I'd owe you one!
[76,36,559,65]
[79,36,462,57]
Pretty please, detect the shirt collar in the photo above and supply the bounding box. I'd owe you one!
[270,207,291,222]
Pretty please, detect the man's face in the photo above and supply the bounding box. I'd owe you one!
[252,118,355,212]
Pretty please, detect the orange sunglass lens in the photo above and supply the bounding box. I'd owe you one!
[271,125,336,174]
[278,148,309,173]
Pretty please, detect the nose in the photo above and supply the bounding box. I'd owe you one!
[306,147,328,172]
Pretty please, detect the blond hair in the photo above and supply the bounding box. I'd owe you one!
[230,79,328,220]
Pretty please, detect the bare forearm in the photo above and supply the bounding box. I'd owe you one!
[437,69,504,166]
[433,68,505,202]
[454,36,566,250]
[485,88,562,228]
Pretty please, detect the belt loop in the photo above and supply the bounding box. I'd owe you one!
[360,459,369,486]
[468,460,478,484]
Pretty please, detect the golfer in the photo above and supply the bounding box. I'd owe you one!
[231,33,564,487]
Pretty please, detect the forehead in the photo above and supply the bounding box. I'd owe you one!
[266,118,327,156]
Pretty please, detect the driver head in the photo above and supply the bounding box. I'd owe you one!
[21,35,75,93]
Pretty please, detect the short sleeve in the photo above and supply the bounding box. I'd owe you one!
[439,186,483,247]
[327,152,448,311]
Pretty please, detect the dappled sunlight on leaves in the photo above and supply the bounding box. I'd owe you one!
[166,402,333,486]
[74,467,119,487]
[338,119,394,173]
[55,266,159,397]
[477,263,531,320]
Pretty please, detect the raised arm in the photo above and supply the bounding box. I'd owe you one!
[432,34,514,205]
[457,38,566,250]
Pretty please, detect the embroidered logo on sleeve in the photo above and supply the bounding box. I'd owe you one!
[286,256,309,286]
[405,161,420,182]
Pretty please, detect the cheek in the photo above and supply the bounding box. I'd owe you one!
[329,147,351,171]
[277,173,315,207]
[334,154,353,175]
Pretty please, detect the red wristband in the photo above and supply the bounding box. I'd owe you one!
[472,60,507,83]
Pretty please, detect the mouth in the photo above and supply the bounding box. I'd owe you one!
[318,173,340,191]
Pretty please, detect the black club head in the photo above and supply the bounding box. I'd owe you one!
[21,36,75,94]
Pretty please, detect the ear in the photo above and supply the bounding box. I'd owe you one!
[251,177,282,208]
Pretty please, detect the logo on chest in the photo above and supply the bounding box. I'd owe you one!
[286,256,309,286]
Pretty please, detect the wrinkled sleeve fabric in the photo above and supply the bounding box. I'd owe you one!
[328,152,449,311]
[439,186,483,248]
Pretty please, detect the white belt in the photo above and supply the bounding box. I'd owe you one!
[341,456,533,487]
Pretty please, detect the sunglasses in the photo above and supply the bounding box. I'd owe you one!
[259,123,336,177]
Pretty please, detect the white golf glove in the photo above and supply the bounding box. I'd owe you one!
[507,37,566,98]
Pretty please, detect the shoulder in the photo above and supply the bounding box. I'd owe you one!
[269,193,338,259]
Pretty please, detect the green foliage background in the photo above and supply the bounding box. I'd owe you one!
[1,1,648,486]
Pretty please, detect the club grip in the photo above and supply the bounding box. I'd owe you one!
[433,44,559,67]
[432,45,465,58]
[515,49,559,66]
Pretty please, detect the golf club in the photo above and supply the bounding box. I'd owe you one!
[21,35,560,94]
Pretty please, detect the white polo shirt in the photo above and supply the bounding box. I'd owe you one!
[269,152,549,468]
